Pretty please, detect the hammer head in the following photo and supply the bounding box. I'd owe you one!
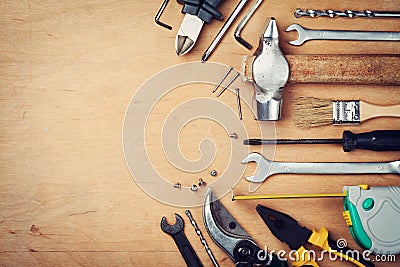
[247,18,289,121]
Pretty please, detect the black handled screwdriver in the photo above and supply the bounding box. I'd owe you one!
[244,130,400,152]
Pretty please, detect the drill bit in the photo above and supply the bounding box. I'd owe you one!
[185,210,219,267]
[295,9,400,18]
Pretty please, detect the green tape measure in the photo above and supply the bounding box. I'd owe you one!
[343,185,400,255]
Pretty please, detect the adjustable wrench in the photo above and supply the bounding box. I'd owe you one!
[286,24,400,46]
[242,152,400,183]
[161,213,203,267]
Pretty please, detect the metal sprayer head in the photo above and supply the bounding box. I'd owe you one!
[242,18,289,121]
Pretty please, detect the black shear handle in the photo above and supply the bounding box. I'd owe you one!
[178,0,225,23]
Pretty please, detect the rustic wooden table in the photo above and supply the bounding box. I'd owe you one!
[1,1,399,266]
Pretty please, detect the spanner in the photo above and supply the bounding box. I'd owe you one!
[242,152,400,183]
[161,213,203,267]
[286,24,400,46]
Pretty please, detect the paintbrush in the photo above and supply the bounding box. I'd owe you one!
[294,97,400,128]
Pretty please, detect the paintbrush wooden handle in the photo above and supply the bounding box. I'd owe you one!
[361,101,400,121]
[287,55,400,85]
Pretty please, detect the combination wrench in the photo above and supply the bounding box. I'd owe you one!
[161,213,203,267]
[286,24,400,46]
[242,152,400,183]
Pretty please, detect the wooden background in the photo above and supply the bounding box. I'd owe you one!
[1,1,399,266]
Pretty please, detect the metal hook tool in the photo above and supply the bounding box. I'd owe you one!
[234,0,263,49]
[155,0,172,30]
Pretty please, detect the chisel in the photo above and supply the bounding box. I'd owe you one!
[244,130,400,152]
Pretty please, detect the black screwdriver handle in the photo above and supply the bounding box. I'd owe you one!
[342,130,400,152]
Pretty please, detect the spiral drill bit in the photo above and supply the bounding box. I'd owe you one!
[295,9,400,18]
[185,210,219,267]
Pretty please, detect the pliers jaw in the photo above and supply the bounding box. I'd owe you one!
[203,189,288,266]
[175,14,204,55]
[256,205,312,250]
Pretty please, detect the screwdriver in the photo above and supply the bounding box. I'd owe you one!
[244,130,400,152]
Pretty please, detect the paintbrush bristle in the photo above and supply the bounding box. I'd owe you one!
[294,97,333,128]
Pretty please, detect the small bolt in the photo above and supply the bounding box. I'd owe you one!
[198,178,206,187]
[210,170,217,177]
[173,182,181,189]
[229,133,238,139]
[190,184,198,191]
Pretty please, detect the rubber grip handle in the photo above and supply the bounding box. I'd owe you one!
[342,130,400,152]
[172,232,203,267]
[180,0,224,23]
[328,238,375,267]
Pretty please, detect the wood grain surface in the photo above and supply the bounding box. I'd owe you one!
[1,1,399,266]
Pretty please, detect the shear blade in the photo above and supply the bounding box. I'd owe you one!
[175,14,204,55]
[203,188,252,261]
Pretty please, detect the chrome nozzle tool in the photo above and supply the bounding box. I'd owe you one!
[243,18,289,121]
[176,0,225,56]
[244,130,400,152]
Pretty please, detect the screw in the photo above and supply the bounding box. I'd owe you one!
[173,182,181,189]
[191,184,198,191]
[210,170,217,177]
[229,133,238,139]
[198,178,207,187]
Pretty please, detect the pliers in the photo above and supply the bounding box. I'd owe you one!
[203,189,288,267]
[256,205,375,267]
[176,0,225,55]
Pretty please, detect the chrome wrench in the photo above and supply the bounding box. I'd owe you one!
[242,152,400,183]
[286,24,400,46]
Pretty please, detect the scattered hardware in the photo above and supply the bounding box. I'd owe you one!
[191,184,198,191]
[173,182,182,189]
[161,213,203,267]
[176,0,225,56]
[241,152,400,183]
[212,66,233,93]
[234,186,400,255]
[243,130,400,152]
[185,210,219,267]
[216,72,240,97]
[293,97,400,128]
[242,18,289,121]
[203,189,288,266]
[155,0,172,30]
[294,9,400,19]
[235,88,243,120]
[198,178,207,187]
[201,0,249,62]
[256,205,375,266]
[229,133,238,139]
[234,0,263,49]
[210,170,218,177]
[286,24,400,46]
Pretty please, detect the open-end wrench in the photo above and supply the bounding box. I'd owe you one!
[161,213,203,267]
[286,24,400,46]
[242,152,400,183]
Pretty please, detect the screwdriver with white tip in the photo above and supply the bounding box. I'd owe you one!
[244,130,400,152]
